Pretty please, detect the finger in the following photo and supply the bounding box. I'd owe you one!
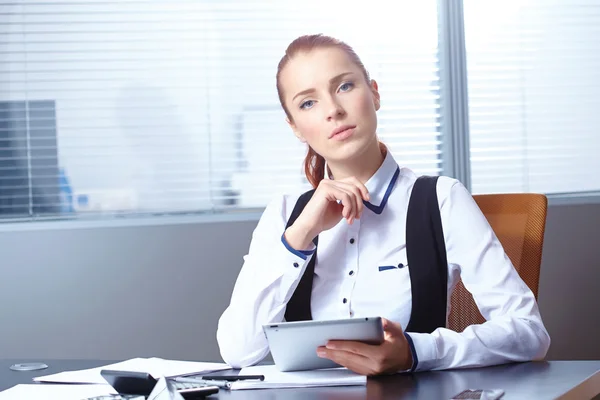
[341,176,370,202]
[326,340,377,359]
[331,181,364,219]
[317,347,375,376]
[337,189,355,223]
[321,181,351,219]
[326,187,354,222]
[334,185,360,223]
[381,318,405,337]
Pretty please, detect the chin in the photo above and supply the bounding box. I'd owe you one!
[326,138,372,163]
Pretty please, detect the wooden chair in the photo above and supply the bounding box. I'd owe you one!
[447,193,548,332]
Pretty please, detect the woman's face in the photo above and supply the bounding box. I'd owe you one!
[280,46,380,163]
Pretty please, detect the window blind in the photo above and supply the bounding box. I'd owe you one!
[464,0,600,195]
[0,0,442,221]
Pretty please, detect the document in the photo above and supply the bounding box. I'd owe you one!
[33,357,229,384]
[0,384,117,400]
[147,376,185,400]
[229,365,366,390]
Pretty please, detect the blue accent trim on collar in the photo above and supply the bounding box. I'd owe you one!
[363,167,400,215]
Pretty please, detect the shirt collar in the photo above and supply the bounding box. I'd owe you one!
[363,151,400,215]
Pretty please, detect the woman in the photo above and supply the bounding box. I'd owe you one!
[216,34,550,375]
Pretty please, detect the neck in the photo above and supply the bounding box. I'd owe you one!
[327,138,385,184]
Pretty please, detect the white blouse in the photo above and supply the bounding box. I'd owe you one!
[217,151,550,371]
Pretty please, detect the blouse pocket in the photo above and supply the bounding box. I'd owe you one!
[378,261,408,272]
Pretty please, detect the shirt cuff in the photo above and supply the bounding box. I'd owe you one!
[274,233,316,303]
[404,332,438,372]
[404,333,418,372]
[281,233,316,260]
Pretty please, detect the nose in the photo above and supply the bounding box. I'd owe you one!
[326,97,346,121]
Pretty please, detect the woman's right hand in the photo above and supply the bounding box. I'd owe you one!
[284,177,370,250]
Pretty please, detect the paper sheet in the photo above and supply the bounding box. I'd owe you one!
[229,365,366,390]
[0,384,117,400]
[33,357,229,384]
[147,376,185,400]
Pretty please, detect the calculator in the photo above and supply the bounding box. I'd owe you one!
[98,369,219,399]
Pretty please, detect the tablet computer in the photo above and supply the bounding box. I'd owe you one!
[263,316,384,372]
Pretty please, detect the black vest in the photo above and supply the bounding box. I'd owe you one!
[283,175,448,334]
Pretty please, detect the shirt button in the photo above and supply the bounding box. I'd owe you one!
[348,270,354,276]
[342,298,347,304]
[349,238,355,244]
[293,262,299,268]
[350,311,354,317]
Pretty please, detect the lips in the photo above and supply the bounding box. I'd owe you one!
[329,125,356,139]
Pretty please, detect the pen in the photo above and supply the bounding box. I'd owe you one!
[172,376,232,389]
[200,374,265,381]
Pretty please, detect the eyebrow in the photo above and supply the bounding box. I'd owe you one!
[291,72,355,102]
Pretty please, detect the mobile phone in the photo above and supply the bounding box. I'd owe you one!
[100,369,219,399]
[451,389,505,400]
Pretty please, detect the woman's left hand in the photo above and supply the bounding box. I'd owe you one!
[316,318,413,376]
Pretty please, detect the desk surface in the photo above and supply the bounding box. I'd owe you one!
[1,359,599,399]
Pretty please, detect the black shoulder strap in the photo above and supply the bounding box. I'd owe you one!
[283,189,317,322]
[405,176,448,333]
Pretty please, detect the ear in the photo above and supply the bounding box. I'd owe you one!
[370,79,381,111]
[286,117,306,143]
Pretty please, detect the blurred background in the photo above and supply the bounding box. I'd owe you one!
[0,0,598,362]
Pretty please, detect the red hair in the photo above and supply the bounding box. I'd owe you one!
[276,34,374,188]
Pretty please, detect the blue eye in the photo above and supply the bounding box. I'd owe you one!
[339,82,354,92]
[300,100,315,110]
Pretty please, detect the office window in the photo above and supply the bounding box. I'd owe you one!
[0,100,60,218]
[0,0,442,221]
[464,0,600,195]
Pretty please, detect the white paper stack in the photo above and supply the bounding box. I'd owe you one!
[33,357,229,384]
[147,376,185,400]
[229,365,366,390]
[0,384,118,400]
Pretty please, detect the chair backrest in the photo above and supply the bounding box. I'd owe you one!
[447,193,548,332]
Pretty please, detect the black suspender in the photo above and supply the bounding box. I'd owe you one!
[405,176,448,333]
[283,176,448,334]
[284,189,317,322]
